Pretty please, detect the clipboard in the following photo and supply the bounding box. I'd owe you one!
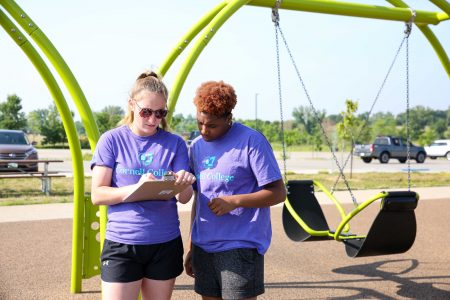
[123,179,189,202]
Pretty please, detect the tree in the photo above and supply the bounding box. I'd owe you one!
[336,99,361,178]
[370,112,397,138]
[336,99,360,150]
[292,106,322,135]
[171,113,198,134]
[0,94,27,130]
[292,105,325,150]
[27,109,47,135]
[94,105,124,134]
[39,104,66,145]
[397,106,433,141]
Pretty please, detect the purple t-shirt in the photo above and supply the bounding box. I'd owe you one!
[90,125,189,245]
[190,122,282,254]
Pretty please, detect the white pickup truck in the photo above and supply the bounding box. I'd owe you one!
[425,139,450,160]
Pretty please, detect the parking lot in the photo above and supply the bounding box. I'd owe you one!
[282,151,450,174]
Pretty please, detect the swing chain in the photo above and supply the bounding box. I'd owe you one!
[272,0,281,26]
[275,23,358,205]
[404,8,416,38]
[406,30,411,191]
[274,22,288,183]
[331,27,411,193]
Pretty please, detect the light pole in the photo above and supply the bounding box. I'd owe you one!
[255,93,259,131]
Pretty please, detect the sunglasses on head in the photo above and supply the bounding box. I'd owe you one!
[134,100,168,119]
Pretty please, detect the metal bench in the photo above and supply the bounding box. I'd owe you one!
[0,172,66,195]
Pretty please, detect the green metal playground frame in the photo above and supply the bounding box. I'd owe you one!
[0,0,448,294]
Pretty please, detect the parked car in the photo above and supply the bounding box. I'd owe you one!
[425,139,450,160]
[0,129,38,172]
[353,136,427,164]
[186,130,201,146]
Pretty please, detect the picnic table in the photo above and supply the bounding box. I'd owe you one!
[0,159,65,195]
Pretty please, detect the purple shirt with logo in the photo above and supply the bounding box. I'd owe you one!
[91,125,189,245]
[190,122,282,254]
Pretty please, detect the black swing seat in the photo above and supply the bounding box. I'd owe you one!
[283,180,334,242]
[344,191,418,257]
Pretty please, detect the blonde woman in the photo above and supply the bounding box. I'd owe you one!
[91,71,196,300]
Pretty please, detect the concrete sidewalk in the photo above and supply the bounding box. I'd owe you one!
[1,186,449,223]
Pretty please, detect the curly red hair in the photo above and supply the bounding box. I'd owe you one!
[193,81,237,116]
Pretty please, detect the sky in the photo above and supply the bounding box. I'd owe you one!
[1,1,449,123]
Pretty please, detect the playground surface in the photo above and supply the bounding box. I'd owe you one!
[1,189,450,299]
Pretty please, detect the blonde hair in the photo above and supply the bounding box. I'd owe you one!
[119,71,169,130]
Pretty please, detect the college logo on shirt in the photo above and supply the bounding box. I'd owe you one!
[139,152,154,166]
[202,156,216,169]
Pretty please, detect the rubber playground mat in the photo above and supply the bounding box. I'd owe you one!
[1,198,450,299]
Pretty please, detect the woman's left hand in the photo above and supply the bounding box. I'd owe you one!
[174,170,196,185]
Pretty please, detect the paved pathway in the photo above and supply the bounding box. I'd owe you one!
[1,186,449,223]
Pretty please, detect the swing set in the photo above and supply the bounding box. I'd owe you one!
[1,0,449,294]
[271,1,420,257]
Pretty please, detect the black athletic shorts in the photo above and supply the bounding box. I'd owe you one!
[192,244,265,299]
[101,236,184,283]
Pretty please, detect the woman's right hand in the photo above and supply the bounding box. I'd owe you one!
[184,250,195,278]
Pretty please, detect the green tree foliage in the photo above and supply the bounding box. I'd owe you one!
[292,105,326,149]
[292,106,322,135]
[418,127,438,146]
[30,104,67,145]
[6,97,447,149]
[94,105,125,134]
[370,112,397,138]
[397,106,433,141]
[171,114,198,136]
[336,99,359,142]
[27,109,47,135]
[393,106,449,144]
[259,120,281,143]
[0,94,27,130]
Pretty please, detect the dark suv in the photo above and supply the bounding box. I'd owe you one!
[0,129,38,172]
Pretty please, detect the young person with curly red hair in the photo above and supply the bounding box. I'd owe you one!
[184,80,286,300]
[90,71,196,300]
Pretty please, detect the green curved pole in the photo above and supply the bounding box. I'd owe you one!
[247,0,447,24]
[283,180,353,238]
[313,180,350,232]
[1,0,103,293]
[166,0,251,124]
[159,1,227,77]
[334,192,388,241]
[1,0,100,149]
[387,0,450,78]
[431,0,450,16]
[0,8,85,293]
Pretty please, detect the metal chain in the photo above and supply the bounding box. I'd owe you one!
[406,37,411,191]
[405,9,415,191]
[276,24,357,205]
[332,8,415,192]
[272,1,287,183]
[331,33,409,192]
